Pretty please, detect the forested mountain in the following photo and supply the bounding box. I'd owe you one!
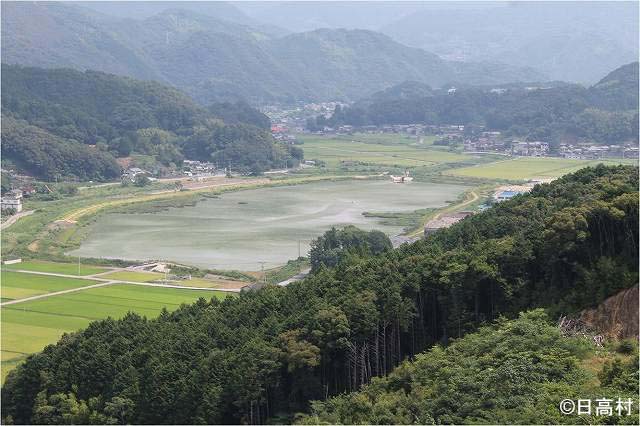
[322,62,639,147]
[1,2,545,103]
[380,2,638,84]
[1,65,299,179]
[303,310,639,424]
[2,165,637,424]
[77,1,287,36]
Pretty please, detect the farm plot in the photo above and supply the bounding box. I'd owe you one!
[0,271,98,301]
[1,283,230,382]
[298,135,469,168]
[445,157,637,180]
[2,260,108,276]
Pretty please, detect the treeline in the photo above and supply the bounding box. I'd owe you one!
[2,165,637,424]
[317,62,639,147]
[1,64,297,180]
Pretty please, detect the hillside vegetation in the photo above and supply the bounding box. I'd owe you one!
[302,310,638,424]
[322,62,639,148]
[1,2,545,103]
[1,165,637,424]
[1,65,297,180]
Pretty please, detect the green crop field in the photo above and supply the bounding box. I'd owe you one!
[1,271,98,301]
[1,283,231,382]
[101,270,164,282]
[297,134,469,168]
[445,157,637,180]
[2,260,108,276]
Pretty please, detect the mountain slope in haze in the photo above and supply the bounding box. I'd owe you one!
[77,1,287,36]
[381,2,638,84]
[1,1,546,104]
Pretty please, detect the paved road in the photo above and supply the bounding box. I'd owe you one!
[277,267,311,287]
[1,281,117,306]
[1,210,34,230]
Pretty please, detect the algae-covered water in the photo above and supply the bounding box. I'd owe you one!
[70,180,468,270]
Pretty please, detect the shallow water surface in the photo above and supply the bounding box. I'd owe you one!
[70,180,468,270]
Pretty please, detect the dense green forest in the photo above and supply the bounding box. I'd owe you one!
[2,165,637,424]
[1,65,300,179]
[318,62,639,147]
[302,310,638,424]
[1,117,122,182]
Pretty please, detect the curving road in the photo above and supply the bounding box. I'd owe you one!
[1,210,34,230]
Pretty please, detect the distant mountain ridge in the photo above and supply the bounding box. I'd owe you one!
[1,1,546,104]
[380,2,638,84]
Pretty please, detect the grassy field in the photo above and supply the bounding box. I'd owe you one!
[1,282,230,382]
[2,260,108,276]
[100,270,164,282]
[298,134,469,168]
[1,271,98,301]
[445,157,637,180]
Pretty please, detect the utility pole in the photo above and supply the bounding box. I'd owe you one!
[298,240,301,259]
[77,255,81,276]
[259,262,266,285]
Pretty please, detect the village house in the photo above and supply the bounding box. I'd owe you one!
[121,167,151,181]
[1,189,23,213]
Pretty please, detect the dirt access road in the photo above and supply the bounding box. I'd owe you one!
[1,210,35,231]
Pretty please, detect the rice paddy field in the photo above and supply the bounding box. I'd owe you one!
[0,268,232,382]
[2,260,108,276]
[297,134,469,168]
[1,271,99,301]
[445,157,637,180]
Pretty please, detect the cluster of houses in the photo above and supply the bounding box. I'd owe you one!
[121,167,152,182]
[182,160,217,177]
[511,141,550,157]
[462,132,550,157]
[271,125,298,143]
[558,143,638,160]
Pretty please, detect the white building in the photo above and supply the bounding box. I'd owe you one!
[1,196,23,213]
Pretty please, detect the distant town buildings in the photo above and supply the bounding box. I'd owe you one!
[559,143,638,160]
[182,160,216,176]
[511,141,549,157]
